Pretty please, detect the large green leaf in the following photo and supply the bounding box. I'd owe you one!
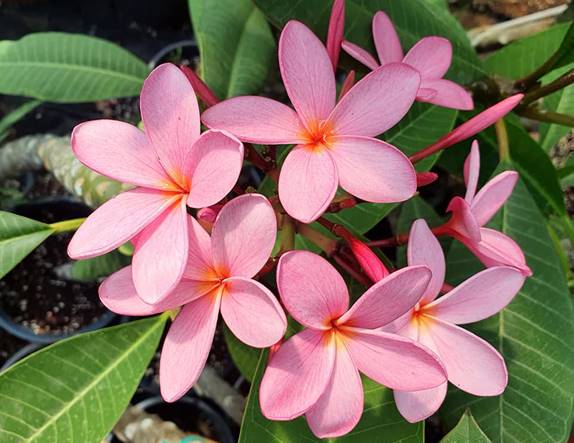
[0,211,54,279]
[441,410,491,443]
[223,325,260,383]
[239,350,423,443]
[70,251,130,282]
[442,177,574,442]
[0,316,166,443]
[0,33,149,102]
[189,0,275,99]
[254,0,484,84]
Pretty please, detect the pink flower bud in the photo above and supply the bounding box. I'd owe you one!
[326,0,345,71]
[345,234,390,282]
[416,172,438,187]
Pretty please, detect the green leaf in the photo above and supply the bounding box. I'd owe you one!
[70,251,130,282]
[484,22,572,79]
[189,0,276,98]
[0,100,41,142]
[0,211,54,279]
[548,21,574,71]
[0,316,166,443]
[239,350,423,443]
[254,0,484,84]
[0,33,149,102]
[441,410,491,443]
[223,325,260,382]
[443,177,574,442]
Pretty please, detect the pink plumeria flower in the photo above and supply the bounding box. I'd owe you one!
[440,141,532,276]
[342,11,473,110]
[386,219,525,422]
[68,63,244,304]
[99,194,287,402]
[260,250,446,438]
[202,20,420,223]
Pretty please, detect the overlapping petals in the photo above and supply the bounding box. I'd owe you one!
[100,194,287,402]
[390,219,525,422]
[261,250,446,438]
[68,63,244,303]
[203,20,419,223]
[342,11,473,110]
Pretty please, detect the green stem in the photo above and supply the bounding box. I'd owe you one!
[49,217,86,233]
[520,68,574,106]
[495,119,510,163]
[518,106,574,127]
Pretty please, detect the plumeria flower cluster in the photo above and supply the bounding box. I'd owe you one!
[67,6,531,439]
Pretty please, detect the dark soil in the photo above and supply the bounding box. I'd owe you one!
[0,329,26,367]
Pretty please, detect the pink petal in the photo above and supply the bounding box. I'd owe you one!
[404,36,452,80]
[185,129,244,208]
[407,219,445,304]
[201,96,307,145]
[278,146,338,223]
[372,11,403,64]
[306,346,363,438]
[417,87,437,100]
[160,294,221,402]
[68,189,177,260]
[341,41,380,71]
[471,171,519,226]
[419,79,474,110]
[326,0,345,70]
[220,277,287,348]
[140,63,200,181]
[132,199,189,304]
[446,196,481,243]
[277,250,349,329]
[183,216,214,281]
[211,194,277,278]
[420,316,507,395]
[337,265,431,329]
[260,329,336,420]
[329,63,420,137]
[344,328,446,391]
[279,20,336,128]
[457,227,532,276]
[464,140,480,203]
[394,382,447,423]
[100,266,216,316]
[71,120,171,190]
[329,135,416,203]
[426,266,525,324]
[383,309,416,337]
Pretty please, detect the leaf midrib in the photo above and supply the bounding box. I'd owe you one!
[0,227,54,246]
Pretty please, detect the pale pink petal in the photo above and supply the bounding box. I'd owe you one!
[420,316,507,395]
[382,309,416,337]
[404,37,451,79]
[306,346,363,438]
[341,41,379,71]
[372,11,403,64]
[338,266,431,329]
[100,266,216,316]
[417,88,437,101]
[464,141,480,203]
[419,79,474,110]
[201,96,307,145]
[132,199,189,304]
[426,266,524,324]
[394,382,447,423]
[278,146,338,223]
[277,250,349,329]
[344,328,446,390]
[446,196,481,243]
[68,189,177,260]
[456,227,532,276]
[260,329,336,420]
[471,171,519,226]
[211,194,277,278]
[329,63,420,137]
[160,294,221,402]
[183,216,214,281]
[71,120,171,190]
[279,20,336,128]
[140,63,200,179]
[220,277,287,348]
[185,129,244,208]
[326,0,345,70]
[407,219,445,304]
[329,135,416,203]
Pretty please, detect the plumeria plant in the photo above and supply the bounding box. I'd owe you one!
[0,0,573,442]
